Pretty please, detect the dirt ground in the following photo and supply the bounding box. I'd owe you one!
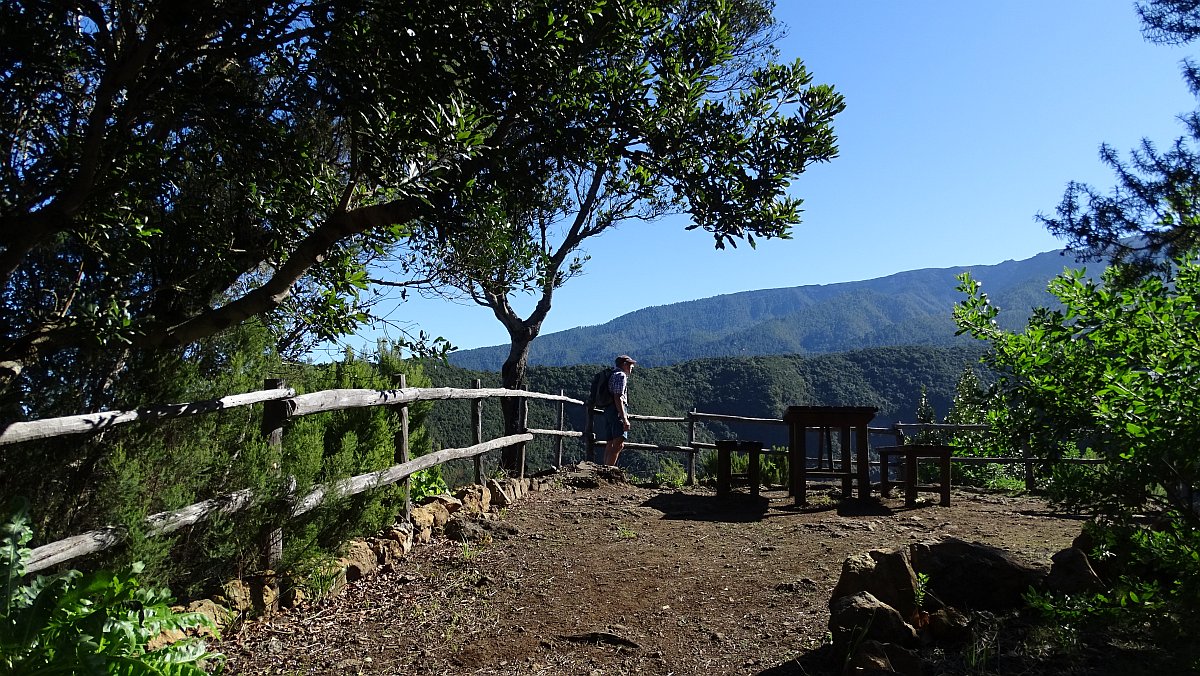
[220,476,1089,676]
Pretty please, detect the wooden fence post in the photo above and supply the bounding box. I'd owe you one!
[260,378,288,571]
[396,374,411,522]
[519,389,528,479]
[687,408,698,486]
[1023,441,1035,491]
[556,389,566,467]
[583,403,595,464]
[472,378,483,484]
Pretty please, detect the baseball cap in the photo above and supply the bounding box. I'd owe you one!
[615,355,637,365]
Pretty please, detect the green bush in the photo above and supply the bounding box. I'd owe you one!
[1,501,221,675]
[651,459,689,488]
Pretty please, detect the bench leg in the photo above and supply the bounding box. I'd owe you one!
[717,445,731,498]
[905,453,918,507]
[880,452,893,498]
[748,447,761,497]
[939,454,951,507]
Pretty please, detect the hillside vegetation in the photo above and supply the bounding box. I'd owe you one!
[448,250,1071,370]
[421,344,987,479]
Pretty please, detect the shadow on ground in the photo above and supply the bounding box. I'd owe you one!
[641,490,771,523]
[756,645,834,675]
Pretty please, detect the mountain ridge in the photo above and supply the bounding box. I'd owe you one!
[448,248,1076,371]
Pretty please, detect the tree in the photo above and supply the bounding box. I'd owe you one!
[0,0,634,417]
[393,0,845,469]
[1039,0,1200,276]
[954,256,1200,526]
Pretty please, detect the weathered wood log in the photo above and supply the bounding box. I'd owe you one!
[26,527,126,574]
[628,414,689,423]
[288,387,582,418]
[892,422,990,431]
[27,488,257,574]
[26,435,535,573]
[0,388,297,447]
[688,411,787,425]
[527,428,583,438]
[290,434,533,517]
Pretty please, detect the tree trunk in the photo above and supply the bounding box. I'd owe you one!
[499,326,537,473]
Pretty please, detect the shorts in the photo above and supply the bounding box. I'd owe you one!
[596,406,628,441]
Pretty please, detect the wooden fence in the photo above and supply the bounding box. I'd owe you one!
[4,384,1101,574]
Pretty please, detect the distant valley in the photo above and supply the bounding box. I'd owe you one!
[448,248,1078,371]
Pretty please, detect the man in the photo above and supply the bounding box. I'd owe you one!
[602,355,636,466]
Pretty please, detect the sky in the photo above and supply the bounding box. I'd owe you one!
[317,1,1196,359]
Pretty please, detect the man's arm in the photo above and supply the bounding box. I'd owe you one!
[611,373,630,430]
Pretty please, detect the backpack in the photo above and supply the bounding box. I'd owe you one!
[589,367,616,408]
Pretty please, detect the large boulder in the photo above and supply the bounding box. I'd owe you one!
[909,537,1047,610]
[829,592,919,665]
[830,549,920,619]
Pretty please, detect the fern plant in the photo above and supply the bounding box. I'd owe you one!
[1,500,222,675]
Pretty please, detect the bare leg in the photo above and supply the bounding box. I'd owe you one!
[605,437,625,466]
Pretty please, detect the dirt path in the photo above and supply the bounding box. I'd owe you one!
[221,479,1085,675]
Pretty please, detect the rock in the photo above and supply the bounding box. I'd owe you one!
[342,539,378,582]
[559,462,626,488]
[409,504,435,531]
[218,579,254,614]
[411,502,450,530]
[446,517,492,545]
[924,607,971,644]
[216,574,281,615]
[371,537,408,564]
[830,549,920,619]
[488,478,516,507]
[1046,546,1104,596]
[508,477,526,499]
[146,627,187,651]
[385,522,414,556]
[414,525,433,544]
[280,585,306,609]
[314,559,349,598]
[829,592,919,665]
[844,639,922,676]
[909,537,1047,610]
[455,484,492,514]
[252,573,280,614]
[421,493,463,514]
[185,599,234,632]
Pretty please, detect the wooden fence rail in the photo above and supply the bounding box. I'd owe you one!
[12,385,1103,575]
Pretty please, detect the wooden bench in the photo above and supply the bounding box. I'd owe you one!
[716,440,772,497]
[876,444,952,507]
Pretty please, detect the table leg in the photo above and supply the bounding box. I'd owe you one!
[856,425,870,500]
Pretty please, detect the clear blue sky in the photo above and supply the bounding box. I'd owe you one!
[317,1,1195,359]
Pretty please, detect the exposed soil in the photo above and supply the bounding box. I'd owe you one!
[221,477,1090,675]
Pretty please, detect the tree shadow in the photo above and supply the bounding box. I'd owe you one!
[642,491,771,523]
[756,644,834,675]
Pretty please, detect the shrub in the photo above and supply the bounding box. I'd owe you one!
[1,500,222,674]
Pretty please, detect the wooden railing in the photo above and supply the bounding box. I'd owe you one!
[4,381,581,574]
[5,387,1105,574]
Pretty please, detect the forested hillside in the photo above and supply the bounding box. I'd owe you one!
[421,344,988,479]
[448,249,1072,370]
